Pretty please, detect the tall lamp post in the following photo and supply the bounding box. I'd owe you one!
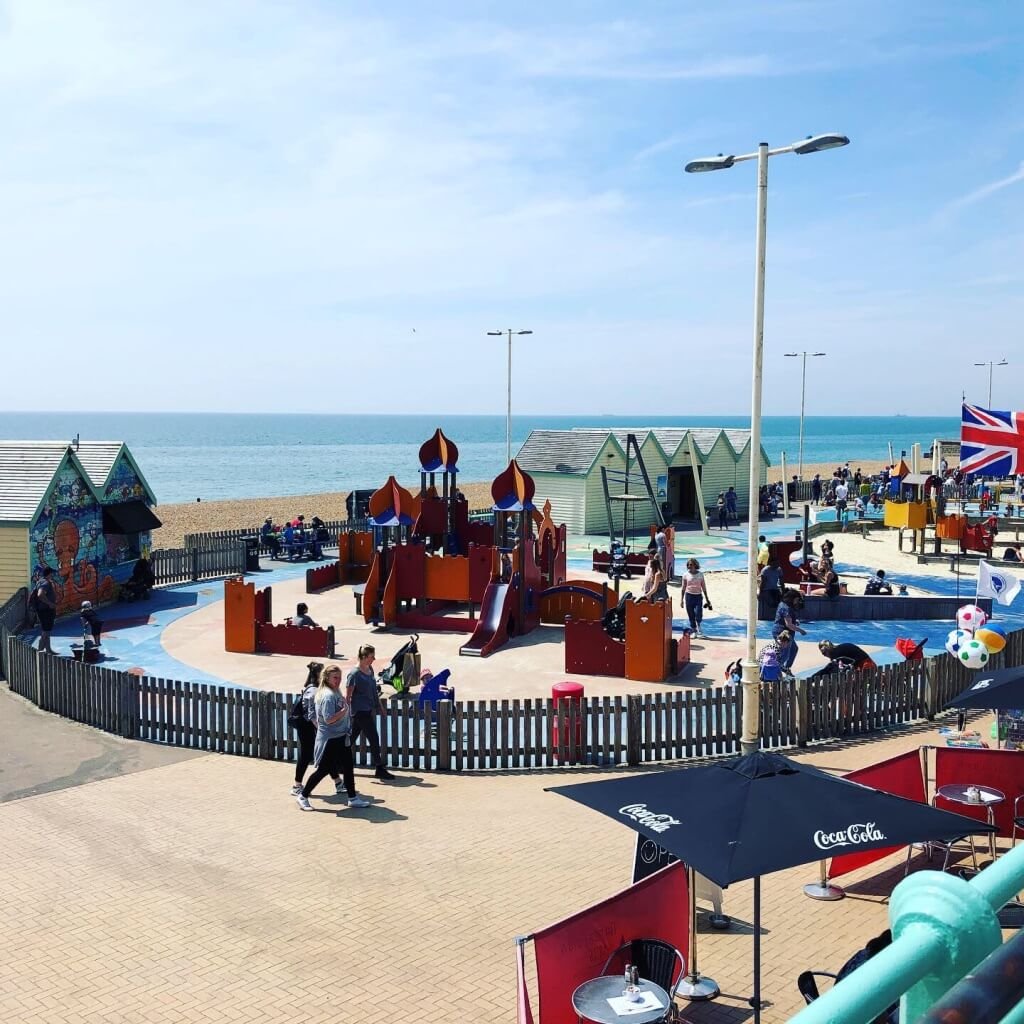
[488,329,533,463]
[784,350,826,480]
[973,359,1008,408]
[685,134,849,764]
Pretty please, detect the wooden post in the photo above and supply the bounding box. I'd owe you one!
[795,677,810,748]
[257,691,272,759]
[191,547,200,582]
[436,700,452,771]
[923,658,937,720]
[686,434,710,536]
[626,694,642,766]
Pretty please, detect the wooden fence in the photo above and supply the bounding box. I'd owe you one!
[0,588,27,682]
[4,627,1013,771]
[182,510,494,555]
[149,545,248,586]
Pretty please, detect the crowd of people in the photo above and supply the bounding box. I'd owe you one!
[260,514,329,560]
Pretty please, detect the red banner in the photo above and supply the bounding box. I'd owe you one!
[935,746,1024,837]
[829,749,926,878]
[528,862,688,1024]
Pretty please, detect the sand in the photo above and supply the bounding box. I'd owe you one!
[151,481,496,548]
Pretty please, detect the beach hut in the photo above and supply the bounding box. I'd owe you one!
[0,440,160,611]
[515,427,770,535]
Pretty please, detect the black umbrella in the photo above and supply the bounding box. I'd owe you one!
[946,666,1024,710]
[548,750,993,1021]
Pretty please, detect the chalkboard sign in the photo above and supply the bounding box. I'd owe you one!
[631,835,679,884]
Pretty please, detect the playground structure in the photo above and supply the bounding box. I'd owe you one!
[357,431,568,658]
[224,577,335,657]
[304,531,375,592]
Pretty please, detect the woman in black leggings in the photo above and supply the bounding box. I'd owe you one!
[290,663,342,797]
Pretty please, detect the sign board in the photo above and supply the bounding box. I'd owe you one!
[631,837,729,923]
[939,441,961,460]
[656,474,667,500]
[632,835,678,884]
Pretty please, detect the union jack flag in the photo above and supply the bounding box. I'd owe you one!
[960,403,1024,476]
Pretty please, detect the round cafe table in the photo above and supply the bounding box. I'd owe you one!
[934,784,1004,862]
[571,975,671,1024]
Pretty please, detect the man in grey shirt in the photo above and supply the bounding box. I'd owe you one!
[347,644,396,781]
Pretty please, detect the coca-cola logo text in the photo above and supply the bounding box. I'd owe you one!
[619,803,681,834]
[813,822,886,851]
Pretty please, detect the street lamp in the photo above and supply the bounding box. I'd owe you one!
[784,351,827,479]
[487,329,533,462]
[973,359,1008,408]
[685,133,849,766]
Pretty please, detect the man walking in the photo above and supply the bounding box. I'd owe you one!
[347,644,396,781]
[34,568,57,654]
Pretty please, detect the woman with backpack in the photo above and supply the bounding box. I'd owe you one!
[296,663,370,811]
[289,662,342,799]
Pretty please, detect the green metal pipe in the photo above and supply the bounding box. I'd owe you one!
[788,844,1024,1024]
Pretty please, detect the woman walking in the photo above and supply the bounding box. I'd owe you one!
[296,664,370,811]
[772,589,807,676]
[347,645,396,781]
[290,662,343,797]
[716,492,728,530]
[681,558,712,638]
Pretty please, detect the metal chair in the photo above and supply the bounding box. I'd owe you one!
[600,938,685,1023]
[1012,795,1024,847]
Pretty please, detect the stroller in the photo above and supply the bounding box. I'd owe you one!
[602,591,632,641]
[895,637,927,662]
[608,541,632,581]
[378,635,421,696]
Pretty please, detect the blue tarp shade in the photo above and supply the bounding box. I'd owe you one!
[102,501,162,534]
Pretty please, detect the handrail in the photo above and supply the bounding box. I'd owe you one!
[789,843,1024,1024]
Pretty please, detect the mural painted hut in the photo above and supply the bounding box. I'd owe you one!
[0,440,160,611]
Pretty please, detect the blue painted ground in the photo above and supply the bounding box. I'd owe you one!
[22,513,1023,684]
[23,557,317,686]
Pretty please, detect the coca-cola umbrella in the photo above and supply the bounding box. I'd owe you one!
[547,750,992,1022]
[946,666,1024,710]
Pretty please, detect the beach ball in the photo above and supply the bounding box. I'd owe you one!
[975,623,1007,654]
[945,629,973,657]
[959,639,991,669]
[956,604,988,631]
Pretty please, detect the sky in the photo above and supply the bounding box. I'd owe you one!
[0,1,1022,416]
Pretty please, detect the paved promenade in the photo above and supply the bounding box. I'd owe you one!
[0,693,989,1024]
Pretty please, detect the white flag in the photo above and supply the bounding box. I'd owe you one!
[978,560,1021,606]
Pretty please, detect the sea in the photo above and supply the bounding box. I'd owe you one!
[0,413,961,505]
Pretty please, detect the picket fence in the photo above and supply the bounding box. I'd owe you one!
[4,624,1015,772]
[149,545,247,586]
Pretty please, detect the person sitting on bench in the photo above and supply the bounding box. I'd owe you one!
[292,602,319,628]
[121,557,154,601]
[864,569,892,595]
[261,518,281,558]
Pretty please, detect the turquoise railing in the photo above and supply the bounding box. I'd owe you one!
[789,842,1024,1023]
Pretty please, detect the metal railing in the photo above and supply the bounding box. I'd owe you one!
[790,843,1024,1024]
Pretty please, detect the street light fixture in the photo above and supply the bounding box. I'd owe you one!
[972,359,1008,408]
[684,133,849,769]
[488,329,533,463]
[784,351,827,480]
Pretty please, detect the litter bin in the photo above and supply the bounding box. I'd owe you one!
[240,535,261,572]
[552,681,584,762]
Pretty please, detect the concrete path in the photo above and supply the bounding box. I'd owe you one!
[0,708,1002,1024]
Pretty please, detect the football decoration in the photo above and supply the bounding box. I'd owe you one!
[975,623,1007,654]
[958,639,991,669]
[956,604,988,632]
[945,629,973,657]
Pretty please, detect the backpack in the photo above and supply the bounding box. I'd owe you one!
[759,647,782,682]
[287,692,307,728]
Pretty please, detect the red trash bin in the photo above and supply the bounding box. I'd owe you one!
[552,681,584,762]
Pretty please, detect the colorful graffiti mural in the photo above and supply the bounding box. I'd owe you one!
[103,455,147,503]
[29,461,151,615]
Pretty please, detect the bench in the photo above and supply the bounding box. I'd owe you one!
[842,518,874,538]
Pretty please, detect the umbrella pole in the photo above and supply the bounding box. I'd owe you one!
[803,858,845,900]
[748,875,763,1023]
[677,866,720,1001]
